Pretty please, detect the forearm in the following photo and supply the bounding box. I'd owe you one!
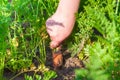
[56,0,80,17]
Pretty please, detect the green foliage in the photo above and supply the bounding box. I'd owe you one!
[74,0,120,80]
[0,0,58,79]
[25,74,42,80]
[0,0,11,78]
[24,70,57,80]
[75,43,109,80]
[42,70,57,80]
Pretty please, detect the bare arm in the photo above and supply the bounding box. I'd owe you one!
[56,0,80,17]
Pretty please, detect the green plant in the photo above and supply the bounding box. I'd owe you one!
[74,0,120,80]
[25,74,42,80]
[0,0,59,79]
[0,0,11,79]
[24,70,57,80]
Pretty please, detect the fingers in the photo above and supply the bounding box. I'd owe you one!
[46,19,65,49]
[50,41,60,49]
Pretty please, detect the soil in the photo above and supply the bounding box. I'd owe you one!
[46,47,84,80]
[4,47,84,80]
[52,57,84,80]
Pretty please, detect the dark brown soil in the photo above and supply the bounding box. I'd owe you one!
[46,47,84,80]
[52,57,84,80]
[4,47,84,80]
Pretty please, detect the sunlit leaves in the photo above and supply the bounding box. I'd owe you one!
[75,0,120,80]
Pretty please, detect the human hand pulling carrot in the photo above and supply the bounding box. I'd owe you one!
[46,0,80,68]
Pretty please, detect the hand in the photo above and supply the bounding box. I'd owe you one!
[46,13,75,49]
[46,0,80,49]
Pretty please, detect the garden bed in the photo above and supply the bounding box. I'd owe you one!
[4,47,84,80]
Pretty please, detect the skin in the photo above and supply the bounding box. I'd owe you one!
[46,0,80,49]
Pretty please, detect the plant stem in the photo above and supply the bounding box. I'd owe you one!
[115,0,119,14]
[9,69,35,80]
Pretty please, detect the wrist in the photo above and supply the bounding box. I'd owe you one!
[55,0,79,18]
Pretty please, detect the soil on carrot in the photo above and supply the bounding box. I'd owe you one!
[4,47,84,80]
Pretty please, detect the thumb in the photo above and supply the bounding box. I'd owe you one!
[50,41,60,49]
